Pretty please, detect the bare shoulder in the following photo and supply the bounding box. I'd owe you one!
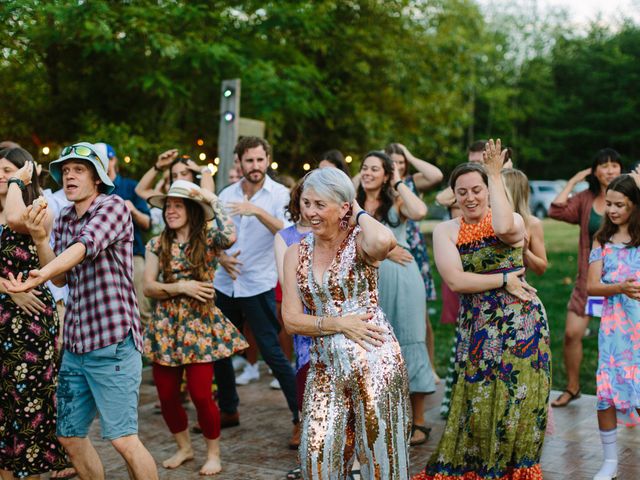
[284,243,301,264]
[433,218,459,241]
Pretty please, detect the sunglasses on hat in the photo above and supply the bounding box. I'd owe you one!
[61,144,100,160]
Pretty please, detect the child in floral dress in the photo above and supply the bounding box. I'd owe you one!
[587,173,640,480]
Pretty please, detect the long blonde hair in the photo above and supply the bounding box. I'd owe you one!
[501,168,531,228]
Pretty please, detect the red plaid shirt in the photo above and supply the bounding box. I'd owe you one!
[54,194,143,353]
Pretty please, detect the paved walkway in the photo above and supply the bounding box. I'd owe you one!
[57,364,639,479]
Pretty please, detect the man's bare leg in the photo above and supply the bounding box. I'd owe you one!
[58,436,105,480]
[111,434,158,480]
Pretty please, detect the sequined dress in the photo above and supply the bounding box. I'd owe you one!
[297,226,411,480]
[414,211,551,480]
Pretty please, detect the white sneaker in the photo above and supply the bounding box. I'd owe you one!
[235,363,260,386]
[232,355,248,372]
[269,378,281,390]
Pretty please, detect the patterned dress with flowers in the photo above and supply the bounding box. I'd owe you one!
[144,228,248,366]
[589,243,640,423]
[414,211,551,480]
[0,225,67,478]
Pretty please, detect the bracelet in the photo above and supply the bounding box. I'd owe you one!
[8,178,26,190]
[355,210,368,226]
[393,180,403,190]
[502,271,508,289]
[315,315,327,335]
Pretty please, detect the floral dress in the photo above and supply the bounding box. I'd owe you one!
[404,176,436,300]
[589,243,640,425]
[144,228,248,366]
[415,211,551,480]
[0,225,67,478]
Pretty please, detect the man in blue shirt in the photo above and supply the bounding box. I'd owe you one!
[98,142,152,325]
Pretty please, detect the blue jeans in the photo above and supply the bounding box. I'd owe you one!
[214,289,298,423]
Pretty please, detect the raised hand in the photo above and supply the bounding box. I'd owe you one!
[185,159,203,174]
[630,165,640,190]
[189,187,217,204]
[569,167,591,186]
[156,149,179,171]
[12,160,34,186]
[227,195,258,217]
[482,139,507,176]
[21,204,48,244]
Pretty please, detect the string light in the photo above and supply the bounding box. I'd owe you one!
[223,111,235,122]
[199,152,206,161]
[214,157,220,165]
[124,156,131,163]
[42,147,50,155]
[303,163,310,171]
[207,162,214,172]
[271,162,278,170]
[196,139,204,146]
[345,155,353,164]
[211,165,218,175]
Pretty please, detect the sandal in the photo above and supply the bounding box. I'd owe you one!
[51,467,78,479]
[410,425,431,446]
[286,466,302,480]
[551,388,581,408]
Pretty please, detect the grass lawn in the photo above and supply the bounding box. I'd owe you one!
[423,218,600,395]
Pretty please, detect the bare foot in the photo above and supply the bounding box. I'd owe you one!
[162,448,194,469]
[51,467,78,478]
[199,456,222,476]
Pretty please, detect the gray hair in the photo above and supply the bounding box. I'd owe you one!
[302,168,355,205]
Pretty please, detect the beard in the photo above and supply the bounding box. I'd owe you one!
[242,168,266,184]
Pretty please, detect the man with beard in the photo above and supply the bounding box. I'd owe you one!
[213,136,299,446]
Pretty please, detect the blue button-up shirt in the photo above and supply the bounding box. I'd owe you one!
[112,174,150,257]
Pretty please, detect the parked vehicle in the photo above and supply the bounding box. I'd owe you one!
[529,180,564,218]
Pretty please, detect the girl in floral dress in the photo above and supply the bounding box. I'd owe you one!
[143,180,248,476]
[414,140,551,480]
[0,148,67,479]
[586,173,640,480]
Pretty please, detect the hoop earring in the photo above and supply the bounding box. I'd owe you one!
[339,217,349,231]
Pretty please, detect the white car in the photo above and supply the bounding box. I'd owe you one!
[529,180,564,218]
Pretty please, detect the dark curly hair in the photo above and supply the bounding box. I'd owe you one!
[356,151,399,227]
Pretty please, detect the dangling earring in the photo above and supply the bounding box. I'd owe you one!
[340,206,353,231]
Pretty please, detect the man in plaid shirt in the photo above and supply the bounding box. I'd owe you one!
[6,142,158,480]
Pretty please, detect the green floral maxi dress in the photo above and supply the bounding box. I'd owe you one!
[415,211,551,480]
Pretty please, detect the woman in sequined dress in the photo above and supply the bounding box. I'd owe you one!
[282,168,411,480]
[413,140,551,480]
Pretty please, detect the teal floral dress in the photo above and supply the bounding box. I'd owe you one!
[144,228,248,366]
[414,211,551,480]
[0,226,67,478]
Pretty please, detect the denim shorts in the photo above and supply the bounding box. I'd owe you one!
[56,332,142,440]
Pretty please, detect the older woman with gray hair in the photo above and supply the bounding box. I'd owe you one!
[282,168,411,480]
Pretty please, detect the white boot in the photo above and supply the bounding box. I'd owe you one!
[235,363,260,385]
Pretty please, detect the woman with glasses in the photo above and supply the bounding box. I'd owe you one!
[143,180,247,475]
[0,147,68,479]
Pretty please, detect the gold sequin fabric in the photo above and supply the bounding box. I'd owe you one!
[296,226,411,480]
